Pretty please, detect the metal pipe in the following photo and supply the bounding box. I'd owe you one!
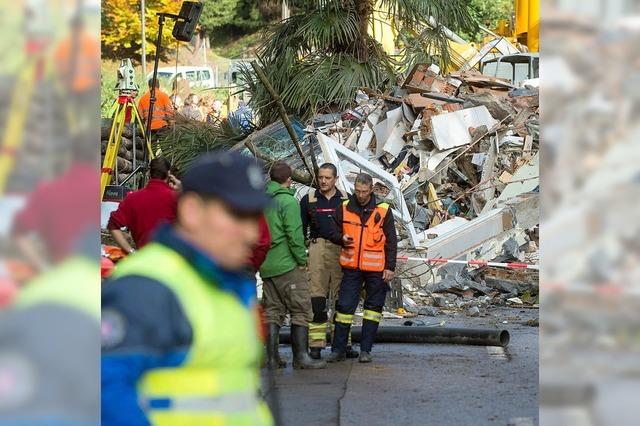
[145,13,165,144]
[279,326,510,347]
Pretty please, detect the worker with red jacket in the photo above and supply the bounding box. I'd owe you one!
[249,215,271,272]
[107,157,179,253]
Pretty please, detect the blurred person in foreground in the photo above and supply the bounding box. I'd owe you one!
[11,132,99,272]
[0,231,101,425]
[101,151,273,426]
[326,173,397,364]
[260,161,326,370]
[107,157,180,254]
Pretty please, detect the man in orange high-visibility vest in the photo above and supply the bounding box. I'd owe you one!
[325,172,397,364]
[138,79,174,133]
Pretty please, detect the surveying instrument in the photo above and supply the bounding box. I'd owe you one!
[100,59,154,200]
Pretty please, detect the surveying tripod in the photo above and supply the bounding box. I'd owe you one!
[100,59,155,200]
[99,93,154,199]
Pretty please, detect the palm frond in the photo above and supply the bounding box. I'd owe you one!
[243,0,475,124]
[157,116,247,173]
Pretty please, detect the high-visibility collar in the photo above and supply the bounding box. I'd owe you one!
[151,225,257,307]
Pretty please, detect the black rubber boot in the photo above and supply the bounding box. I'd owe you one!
[345,345,359,358]
[309,347,322,360]
[325,351,346,362]
[359,351,372,363]
[360,318,380,354]
[266,323,286,369]
[327,322,350,362]
[291,325,327,369]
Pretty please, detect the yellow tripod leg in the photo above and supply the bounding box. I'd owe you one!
[0,62,36,194]
[131,102,154,160]
[100,104,127,198]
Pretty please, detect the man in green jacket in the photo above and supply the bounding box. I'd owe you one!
[260,161,326,370]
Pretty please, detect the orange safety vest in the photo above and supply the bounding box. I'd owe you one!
[339,200,390,272]
[54,32,101,93]
[138,90,174,130]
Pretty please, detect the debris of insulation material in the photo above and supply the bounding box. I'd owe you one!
[247,61,540,318]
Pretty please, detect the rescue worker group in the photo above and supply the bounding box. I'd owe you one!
[102,150,397,425]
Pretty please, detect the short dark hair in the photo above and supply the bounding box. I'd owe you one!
[354,172,373,187]
[270,161,292,184]
[319,163,337,177]
[148,78,160,88]
[149,157,171,180]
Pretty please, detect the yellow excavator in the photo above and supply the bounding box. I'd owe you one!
[488,0,539,53]
[370,0,539,73]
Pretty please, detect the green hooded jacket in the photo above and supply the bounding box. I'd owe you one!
[259,180,308,278]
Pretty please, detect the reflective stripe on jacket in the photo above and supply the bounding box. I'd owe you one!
[110,243,273,426]
[339,200,390,272]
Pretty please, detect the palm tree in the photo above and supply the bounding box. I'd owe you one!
[243,0,476,125]
[160,0,476,177]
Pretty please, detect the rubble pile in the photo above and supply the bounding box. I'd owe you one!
[296,63,540,317]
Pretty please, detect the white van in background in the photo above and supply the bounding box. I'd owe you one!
[147,66,217,89]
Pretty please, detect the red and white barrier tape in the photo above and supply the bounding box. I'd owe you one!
[397,256,539,271]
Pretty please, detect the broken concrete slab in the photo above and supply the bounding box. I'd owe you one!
[373,107,403,156]
[467,306,481,317]
[418,306,439,316]
[430,106,498,150]
[418,146,463,182]
[416,217,469,241]
[383,121,408,157]
[461,92,517,122]
[356,101,384,153]
[496,152,539,202]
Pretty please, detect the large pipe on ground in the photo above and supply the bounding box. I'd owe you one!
[279,326,510,347]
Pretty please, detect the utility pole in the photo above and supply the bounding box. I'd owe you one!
[202,34,207,65]
[140,0,147,79]
[282,0,290,20]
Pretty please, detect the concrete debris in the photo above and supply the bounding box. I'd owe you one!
[467,306,481,317]
[418,306,439,316]
[250,59,539,317]
[430,106,498,150]
[460,92,517,122]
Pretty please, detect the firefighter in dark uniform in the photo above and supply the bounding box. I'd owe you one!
[326,172,397,363]
[299,163,357,359]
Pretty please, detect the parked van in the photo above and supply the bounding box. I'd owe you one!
[147,66,217,90]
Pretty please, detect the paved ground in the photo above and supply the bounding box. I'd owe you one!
[262,307,539,426]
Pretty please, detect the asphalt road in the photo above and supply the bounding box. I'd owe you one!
[262,307,539,426]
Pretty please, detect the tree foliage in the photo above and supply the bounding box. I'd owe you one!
[199,0,240,36]
[101,0,182,60]
[243,0,476,125]
[463,0,513,41]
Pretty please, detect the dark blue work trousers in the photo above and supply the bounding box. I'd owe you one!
[331,268,389,353]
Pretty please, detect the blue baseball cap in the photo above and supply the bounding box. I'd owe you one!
[181,150,271,213]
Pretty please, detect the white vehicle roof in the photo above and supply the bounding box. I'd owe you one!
[150,66,213,75]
